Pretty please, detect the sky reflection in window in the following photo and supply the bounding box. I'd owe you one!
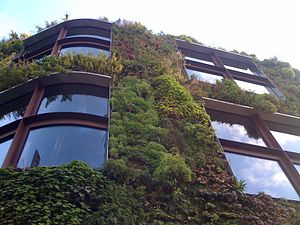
[225,152,299,200]
[234,79,269,94]
[186,69,223,84]
[271,130,300,153]
[18,126,107,169]
[211,121,266,146]
[224,65,254,75]
[0,138,12,167]
[38,84,109,117]
[185,56,214,66]
[294,164,300,174]
[0,110,24,127]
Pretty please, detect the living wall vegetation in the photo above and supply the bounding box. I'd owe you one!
[0,20,299,224]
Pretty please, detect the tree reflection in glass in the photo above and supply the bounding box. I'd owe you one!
[225,152,299,200]
[186,69,223,84]
[38,84,109,117]
[0,94,31,127]
[60,46,110,57]
[17,126,107,168]
[208,110,266,146]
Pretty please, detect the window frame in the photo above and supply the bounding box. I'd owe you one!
[203,97,300,199]
[0,72,110,168]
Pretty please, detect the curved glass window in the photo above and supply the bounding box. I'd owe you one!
[0,94,31,127]
[186,69,223,84]
[60,46,110,57]
[65,34,111,41]
[17,126,108,168]
[0,138,13,167]
[225,152,299,200]
[37,84,109,117]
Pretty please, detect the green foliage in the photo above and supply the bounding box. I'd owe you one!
[154,153,192,184]
[236,179,247,192]
[0,53,123,92]
[154,75,210,123]
[0,19,297,224]
[0,161,142,225]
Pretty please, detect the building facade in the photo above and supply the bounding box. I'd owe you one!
[1,18,300,202]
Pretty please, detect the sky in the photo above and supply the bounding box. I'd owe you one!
[0,0,299,69]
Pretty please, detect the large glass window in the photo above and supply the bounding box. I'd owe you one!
[60,46,110,57]
[0,94,31,127]
[0,138,13,167]
[225,152,299,200]
[209,110,266,147]
[38,84,109,117]
[234,79,270,94]
[186,69,223,84]
[17,126,108,168]
[270,130,300,153]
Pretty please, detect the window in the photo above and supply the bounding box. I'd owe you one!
[186,69,223,84]
[234,79,270,94]
[270,130,300,153]
[0,138,13,166]
[209,110,266,147]
[60,46,110,57]
[0,94,31,127]
[185,56,214,66]
[17,126,108,168]
[65,34,111,41]
[38,84,109,117]
[225,152,299,200]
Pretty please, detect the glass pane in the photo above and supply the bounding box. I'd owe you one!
[186,69,223,84]
[271,130,300,153]
[209,110,266,147]
[66,34,111,41]
[18,126,108,168]
[185,56,214,66]
[60,46,110,57]
[0,138,12,167]
[38,84,109,117]
[225,65,254,75]
[234,79,270,94]
[225,152,299,200]
[0,94,31,127]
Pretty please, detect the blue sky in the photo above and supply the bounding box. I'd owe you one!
[1,0,300,69]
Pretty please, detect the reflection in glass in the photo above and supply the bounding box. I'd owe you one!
[234,79,269,94]
[225,152,299,200]
[185,56,214,66]
[66,34,111,41]
[186,69,223,84]
[60,46,110,57]
[0,109,25,127]
[224,65,254,75]
[271,130,300,153]
[0,94,31,127]
[38,84,109,117]
[18,126,108,168]
[211,121,266,147]
[0,138,12,166]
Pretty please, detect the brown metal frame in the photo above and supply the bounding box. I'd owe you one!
[203,97,300,197]
[177,39,284,98]
[15,19,112,61]
[0,72,111,168]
